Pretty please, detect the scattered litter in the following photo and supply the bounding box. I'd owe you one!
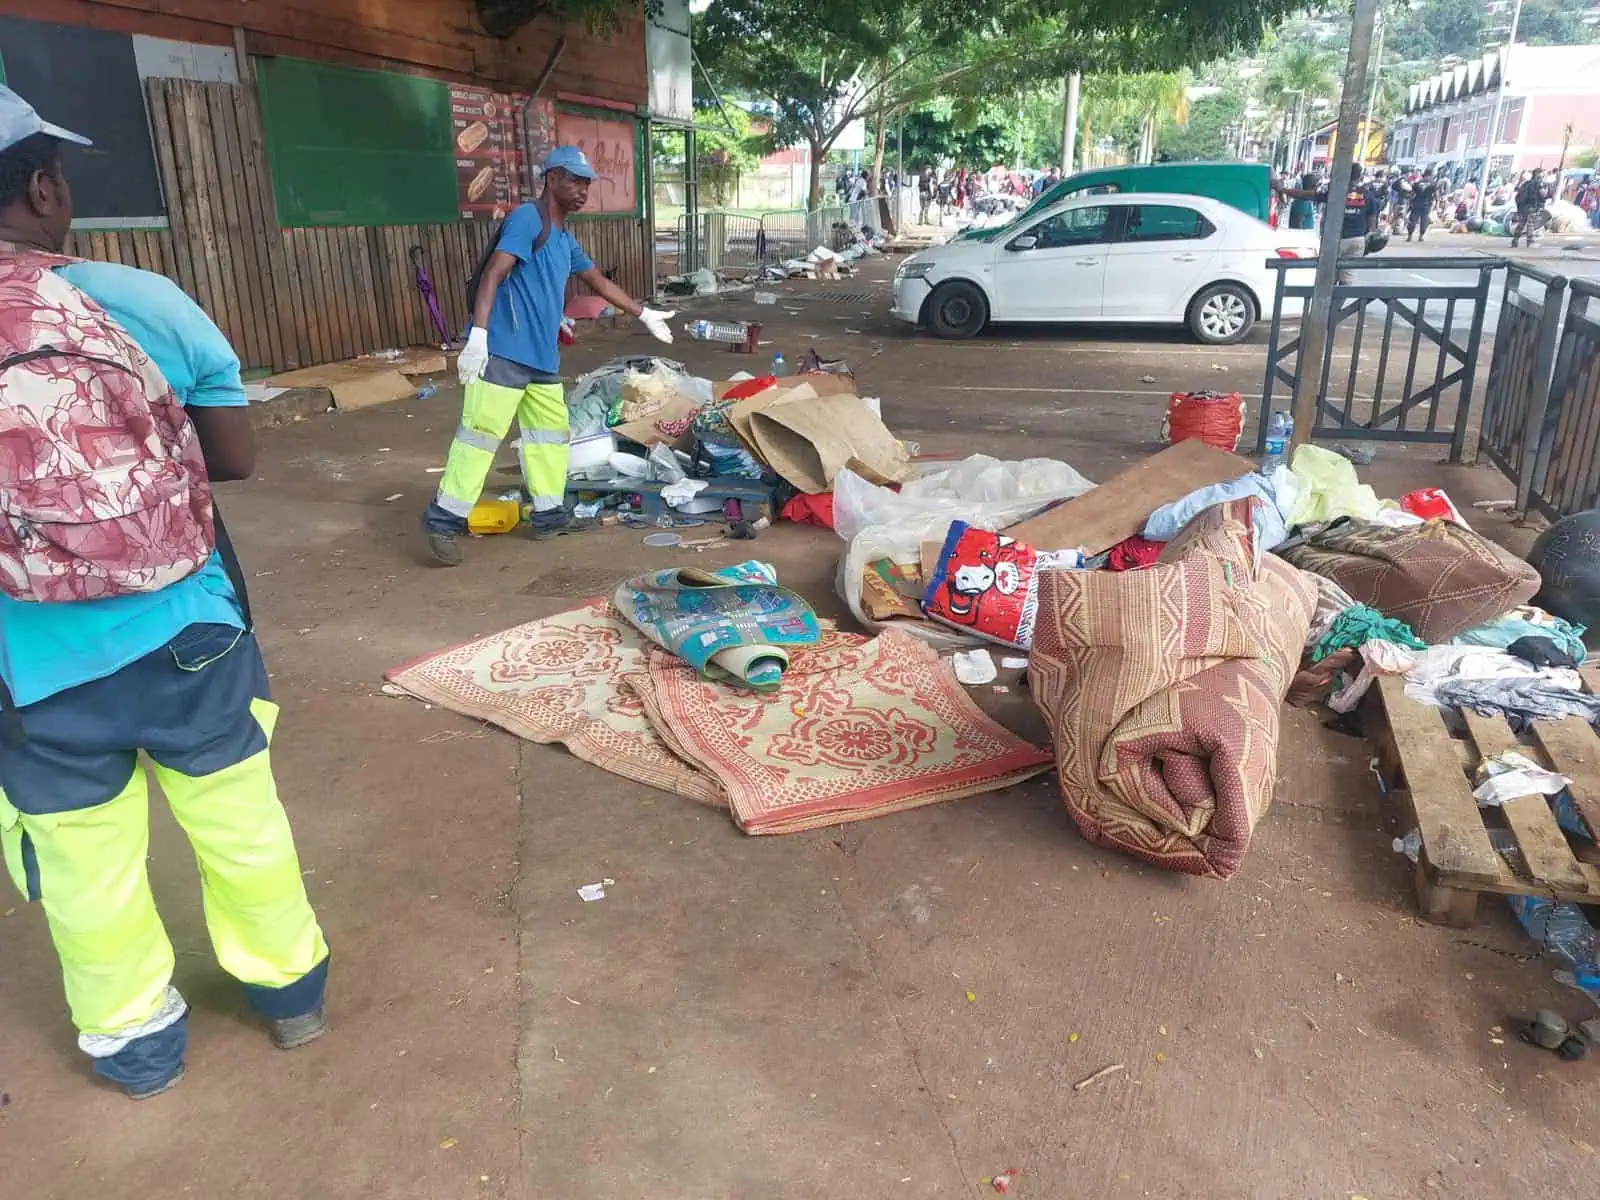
[1073,1063,1126,1092]
[952,648,998,685]
[845,327,864,334]
[425,466,445,473]
[965,990,977,1002]
[1473,499,1517,511]
[984,1168,1018,1193]
[1141,375,1158,384]
[1068,1032,1080,1043]
[643,532,682,548]
[384,493,404,502]
[1001,656,1029,670]
[416,382,438,400]
[438,1138,459,1150]
[754,292,778,305]
[1210,363,1229,373]
[577,878,615,902]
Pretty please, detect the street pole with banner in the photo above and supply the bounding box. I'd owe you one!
[1289,0,1380,452]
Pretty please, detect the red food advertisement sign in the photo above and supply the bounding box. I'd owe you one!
[449,86,553,220]
[554,113,637,215]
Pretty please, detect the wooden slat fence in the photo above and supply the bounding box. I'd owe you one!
[62,77,651,374]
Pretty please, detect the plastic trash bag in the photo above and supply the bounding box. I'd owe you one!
[1529,510,1600,629]
[834,454,1094,648]
[568,356,690,437]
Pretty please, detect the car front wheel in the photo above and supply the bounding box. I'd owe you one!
[1188,283,1256,345]
[925,280,989,339]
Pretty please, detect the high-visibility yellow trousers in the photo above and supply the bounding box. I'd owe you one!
[0,627,328,1093]
[427,376,570,534]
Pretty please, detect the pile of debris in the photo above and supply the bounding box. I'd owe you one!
[461,348,914,550]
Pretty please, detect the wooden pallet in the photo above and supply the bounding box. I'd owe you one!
[1367,673,1600,927]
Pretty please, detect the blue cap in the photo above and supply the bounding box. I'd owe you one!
[0,86,91,154]
[542,145,597,180]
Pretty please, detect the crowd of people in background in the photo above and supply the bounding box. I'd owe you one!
[830,156,1599,241]
[1274,161,1599,249]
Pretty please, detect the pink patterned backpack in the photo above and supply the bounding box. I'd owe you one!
[0,247,214,602]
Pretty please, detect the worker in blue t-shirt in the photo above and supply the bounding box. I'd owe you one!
[422,146,674,566]
[0,87,327,1100]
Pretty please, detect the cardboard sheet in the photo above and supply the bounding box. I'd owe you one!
[267,360,419,412]
[1004,439,1253,554]
[747,394,908,495]
[611,395,701,450]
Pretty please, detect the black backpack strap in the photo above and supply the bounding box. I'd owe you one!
[465,197,554,316]
[211,504,253,633]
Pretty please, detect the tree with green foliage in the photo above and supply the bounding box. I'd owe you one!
[696,0,1304,207]
[1159,93,1248,161]
[1384,0,1590,62]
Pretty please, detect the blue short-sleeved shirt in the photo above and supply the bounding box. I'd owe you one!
[0,261,244,708]
[484,203,594,378]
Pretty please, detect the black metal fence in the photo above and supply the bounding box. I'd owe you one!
[1477,265,1568,513]
[1513,279,1600,519]
[670,197,892,278]
[1259,257,1498,461]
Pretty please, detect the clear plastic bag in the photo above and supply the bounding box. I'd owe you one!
[834,455,1094,648]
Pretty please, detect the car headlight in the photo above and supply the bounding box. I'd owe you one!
[896,259,935,282]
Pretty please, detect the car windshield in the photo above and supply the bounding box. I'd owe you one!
[987,181,1121,235]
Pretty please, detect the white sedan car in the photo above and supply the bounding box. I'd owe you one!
[891,192,1318,344]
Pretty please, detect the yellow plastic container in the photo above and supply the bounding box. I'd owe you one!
[467,497,521,535]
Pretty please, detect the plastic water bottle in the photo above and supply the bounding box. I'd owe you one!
[688,319,749,344]
[772,351,788,377]
[1391,829,1422,863]
[1261,410,1292,473]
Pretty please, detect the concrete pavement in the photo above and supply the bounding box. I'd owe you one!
[3,258,1598,1198]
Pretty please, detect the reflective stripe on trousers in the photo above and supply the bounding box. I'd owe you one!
[434,378,569,520]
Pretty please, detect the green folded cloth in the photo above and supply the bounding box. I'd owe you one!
[1312,604,1426,663]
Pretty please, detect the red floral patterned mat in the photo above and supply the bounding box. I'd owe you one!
[386,598,722,807]
[387,603,1050,834]
[631,626,1052,834]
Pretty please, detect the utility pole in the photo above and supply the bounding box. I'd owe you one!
[1362,7,1386,167]
[1476,0,1523,217]
[1289,0,1380,453]
[1061,72,1081,173]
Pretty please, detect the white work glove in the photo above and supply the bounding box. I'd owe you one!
[638,306,675,344]
[457,326,489,385]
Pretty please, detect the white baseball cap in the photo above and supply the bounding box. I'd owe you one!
[0,85,91,154]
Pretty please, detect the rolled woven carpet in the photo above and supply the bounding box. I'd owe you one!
[1029,498,1316,879]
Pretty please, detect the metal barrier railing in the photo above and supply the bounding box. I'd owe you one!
[673,194,895,275]
[1260,256,1498,461]
[1523,279,1600,519]
[1477,264,1568,513]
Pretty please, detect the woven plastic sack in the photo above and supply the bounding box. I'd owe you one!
[1161,391,1246,453]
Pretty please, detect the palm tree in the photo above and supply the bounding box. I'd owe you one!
[1080,72,1190,165]
[1260,44,1338,172]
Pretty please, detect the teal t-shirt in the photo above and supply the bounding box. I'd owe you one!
[484,202,594,377]
[0,261,244,708]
